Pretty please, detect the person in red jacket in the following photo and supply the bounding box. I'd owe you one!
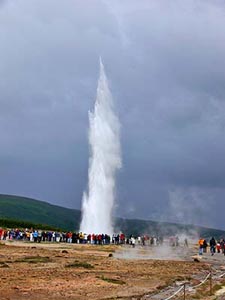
[216,242,221,253]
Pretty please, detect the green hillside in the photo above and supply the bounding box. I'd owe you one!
[0,194,80,230]
[0,194,225,239]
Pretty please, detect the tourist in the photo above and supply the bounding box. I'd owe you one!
[216,242,221,253]
[33,230,38,242]
[209,237,216,255]
[203,239,208,253]
[198,238,204,255]
[220,239,225,255]
[129,235,135,248]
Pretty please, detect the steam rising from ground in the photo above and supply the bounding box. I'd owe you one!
[114,235,197,261]
[168,187,213,227]
[114,246,190,261]
[80,59,121,235]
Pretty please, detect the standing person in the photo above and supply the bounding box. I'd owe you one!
[220,239,225,256]
[131,236,135,248]
[210,237,216,256]
[203,239,208,253]
[198,238,204,255]
[216,242,221,253]
[33,230,38,243]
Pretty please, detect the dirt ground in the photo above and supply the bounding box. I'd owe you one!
[0,240,225,300]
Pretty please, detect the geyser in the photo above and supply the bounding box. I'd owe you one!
[80,59,121,235]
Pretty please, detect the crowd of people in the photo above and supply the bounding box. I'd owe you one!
[2,227,224,255]
[0,228,113,244]
[0,227,166,247]
[198,237,225,256]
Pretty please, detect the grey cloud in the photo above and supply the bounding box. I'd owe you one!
[1,0,225,229]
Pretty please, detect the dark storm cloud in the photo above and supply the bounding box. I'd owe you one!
[107,0,225,228]
[1,0,225,229]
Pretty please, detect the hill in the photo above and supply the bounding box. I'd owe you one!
[0,194,225,238]
[0,194,80,230]
[115,217,225,239]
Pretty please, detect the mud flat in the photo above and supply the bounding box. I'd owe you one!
[0,241,219,300]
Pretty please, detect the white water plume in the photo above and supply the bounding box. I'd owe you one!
[80,59,121,235]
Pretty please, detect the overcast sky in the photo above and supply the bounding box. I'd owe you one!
[1,0,225,229]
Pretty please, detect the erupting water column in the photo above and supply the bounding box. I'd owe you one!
[80,59,121,235]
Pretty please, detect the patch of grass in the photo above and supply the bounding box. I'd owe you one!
[156,283,169,290]
[175,276,192,281]
[0,262,9,268]
[212,283,224,294]
[192,293,202,299]
[99,275,126,285]
[15,256,52,264]
[65,260,94,269]
[193,282,224,299]
[94,247,116,253]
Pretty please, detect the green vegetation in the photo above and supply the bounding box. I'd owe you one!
[65,260,94,269]
[15,256,52,264]
[0,262,10,268]
[0,194,80,230]
[212,283,224,294]
[98,275,126,285]
[0,194,225,238]
[0,217,61,231]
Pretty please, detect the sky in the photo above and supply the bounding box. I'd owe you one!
[1,0,225,229]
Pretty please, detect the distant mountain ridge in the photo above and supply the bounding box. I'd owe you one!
[0,194,225,238]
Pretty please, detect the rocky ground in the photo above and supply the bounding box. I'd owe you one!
[0,240,225,300]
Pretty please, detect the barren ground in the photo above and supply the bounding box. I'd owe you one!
[0,240,225,300]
